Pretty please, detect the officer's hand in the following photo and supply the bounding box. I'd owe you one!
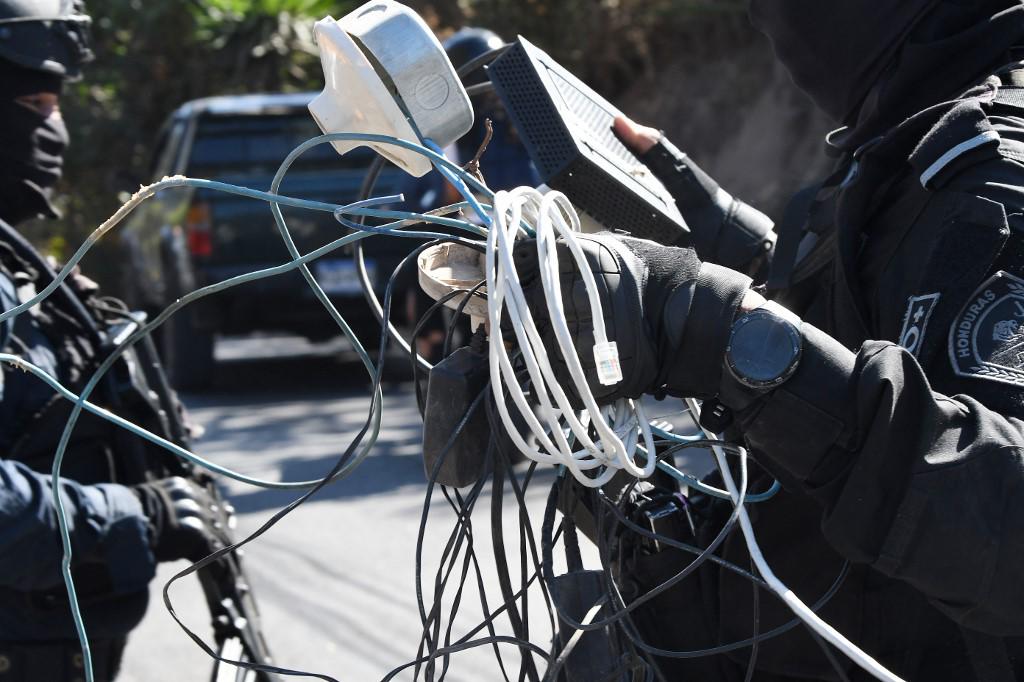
[133,477,229,562]
[613,115,662,156]
[511,232,752,405]
[613,115,776,274]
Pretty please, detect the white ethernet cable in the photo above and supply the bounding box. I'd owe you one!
[484,183,904,680]
[687,397,905,682]
[487,187,656,488]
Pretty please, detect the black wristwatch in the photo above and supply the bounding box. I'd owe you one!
[725,301,802,390]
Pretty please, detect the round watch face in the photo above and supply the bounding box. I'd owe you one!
[726,308,802,389]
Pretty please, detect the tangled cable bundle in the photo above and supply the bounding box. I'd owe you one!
[487,187,656,488]
[0,122,905,681]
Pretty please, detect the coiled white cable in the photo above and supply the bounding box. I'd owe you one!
[484,183,904,681]
[487,187,656,488]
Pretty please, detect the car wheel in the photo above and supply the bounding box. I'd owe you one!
[163,304,216,391]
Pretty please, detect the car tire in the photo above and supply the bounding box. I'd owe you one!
[161,238,216,391]
[163,305,216,391]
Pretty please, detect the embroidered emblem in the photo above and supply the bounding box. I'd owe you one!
[898,293,940,357]
[949,271,1024,386]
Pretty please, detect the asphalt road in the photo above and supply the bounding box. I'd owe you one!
[116,336,705,682]
[118,337,572,682]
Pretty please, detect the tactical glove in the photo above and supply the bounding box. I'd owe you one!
[612,118,775,274]
[512,232,752,405]
[134,477,229,562]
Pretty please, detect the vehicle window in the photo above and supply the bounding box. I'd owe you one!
[150,119,186,178]
[187,113,377,174]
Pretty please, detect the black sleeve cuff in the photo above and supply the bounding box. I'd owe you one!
[720,320,857,482]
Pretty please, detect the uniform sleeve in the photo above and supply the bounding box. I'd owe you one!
[0,456,156,594]
[0,268,156,594]
[718,157,1024,636]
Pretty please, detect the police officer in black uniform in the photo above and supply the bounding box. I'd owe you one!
[516,1,1024,679]
[0,2,228,680]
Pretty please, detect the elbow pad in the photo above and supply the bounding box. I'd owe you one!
[641,137,776,275]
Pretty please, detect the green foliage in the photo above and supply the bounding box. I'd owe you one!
[42,0,752,282]
[47,0,356,276]
[412,0,751,96]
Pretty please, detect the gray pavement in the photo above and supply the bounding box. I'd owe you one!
[118,338,570,682]
[116,336,705,682]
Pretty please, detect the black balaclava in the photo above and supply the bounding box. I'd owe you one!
[748,0,940,123]
[854,1,1024,142]
[749,0,1024,133]
[0,61,67,226]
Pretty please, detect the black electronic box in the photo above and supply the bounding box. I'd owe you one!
[486,37,689,245]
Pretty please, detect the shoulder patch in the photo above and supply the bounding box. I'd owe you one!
[899,294,940,357]
[949,271,1024,386]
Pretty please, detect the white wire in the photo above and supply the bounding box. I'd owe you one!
[487,187,656,488]
[486,181,903,677]
[685,397,905,682]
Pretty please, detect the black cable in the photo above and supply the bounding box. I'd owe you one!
[381,635,551,682]
[442,278,484,359]
[409,341,556,682]
[743,556,761,682]
[423,484,479,680]
[487,391,557,637]
[412,391,490,680]
[408,281,485,415]
[417,440,565,667]
[537,443,755,633]
[439,481,515,682]
[538,464,744,645]
[597,459,758,662]
[455,44,511,82]
[541,446,853,662]
[486,385,564,663]
[429,483,486,681]
[493,423,549,660]
[596,482,763,584]
[408,284,485,414]
[484,390,553,682]
[542,475,670,682]
[806,629,853,682]
[510,461,543,682]
[407,393,557,679]
[610,559,851,660]
[162,238,480,681]
[408,384,541,682]
[436,485,503,682]
[490,441,542,682]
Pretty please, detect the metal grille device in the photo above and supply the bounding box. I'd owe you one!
[486,37,689,244]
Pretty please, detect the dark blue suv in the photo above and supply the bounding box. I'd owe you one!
[116,93,407,389]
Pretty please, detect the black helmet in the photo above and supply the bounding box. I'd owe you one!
[444,27,504,85]
[0,0,92,80]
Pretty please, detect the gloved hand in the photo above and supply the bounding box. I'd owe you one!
[511,232,754,405]
[613,116,775,274]
[133,477,229,562]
